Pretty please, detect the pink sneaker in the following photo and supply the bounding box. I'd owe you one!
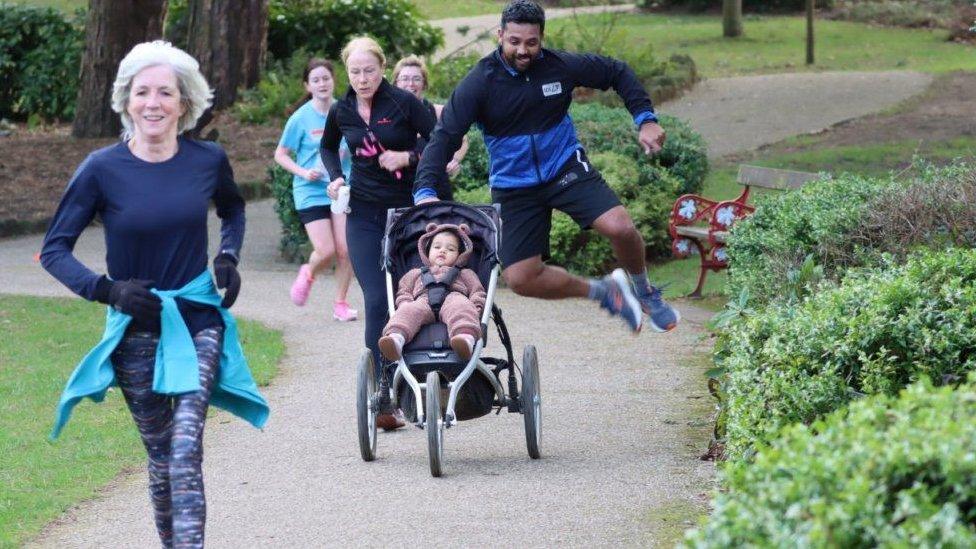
[289,264,314,306]
[333,300,358,321]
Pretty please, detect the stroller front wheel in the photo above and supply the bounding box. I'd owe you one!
[522,345,542,459]
[426,371,445,477]
[356,349,378,461]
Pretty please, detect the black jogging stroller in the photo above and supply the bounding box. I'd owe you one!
[355,201,542,477]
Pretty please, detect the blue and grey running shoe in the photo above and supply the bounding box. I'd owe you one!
[638,284,681,333]
[598,268,643,333]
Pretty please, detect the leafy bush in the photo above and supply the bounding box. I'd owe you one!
[235,53,313,124]
[163,0,190,50]
[639,0,834,12]
[0,4,85,121]
[719,248,976,460]
[686,378,976,547]
[425,53,482,102]
[570,105,709,195]
[548,152,682,274]
[726,163,974,307]
[267,0,443,62]
[452,129,489,192]
[268,164,310,262]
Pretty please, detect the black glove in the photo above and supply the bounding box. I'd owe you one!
[213,253,241,308]
[108,279,162,323]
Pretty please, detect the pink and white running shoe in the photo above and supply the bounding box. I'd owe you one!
[333,300,358,321]
[289,264,314,306]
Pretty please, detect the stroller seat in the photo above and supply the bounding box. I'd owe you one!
[382,202,503,422]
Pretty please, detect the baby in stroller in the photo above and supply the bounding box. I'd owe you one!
[378,223,487,362]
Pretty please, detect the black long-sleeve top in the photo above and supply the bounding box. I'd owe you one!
[321,78,436,207]
[40,137,245,333]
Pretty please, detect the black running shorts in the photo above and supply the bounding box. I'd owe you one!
[296,205,332,224]
[490,149,621,268]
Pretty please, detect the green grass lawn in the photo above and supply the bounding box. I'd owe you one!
[0,294,284,547]
[549,13,976,77]
[412,0,507,19]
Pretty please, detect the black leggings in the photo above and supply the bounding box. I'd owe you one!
[345,197,393,371]
[111,327,222,549]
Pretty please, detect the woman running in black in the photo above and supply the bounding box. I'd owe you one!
[320,36,435,430]
[40,41,269,548]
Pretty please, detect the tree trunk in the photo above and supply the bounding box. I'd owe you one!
[806,0,815,65]
[186,0,268,111]
[723,0,743,38]
[71,0,167,138]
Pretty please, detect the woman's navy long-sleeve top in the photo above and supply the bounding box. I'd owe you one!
[320,79,435,207]
[40,137,245,334]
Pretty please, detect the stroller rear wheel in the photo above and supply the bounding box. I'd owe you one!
[356,349,378,462]
[426,371,444,477]
[522,345,542,459]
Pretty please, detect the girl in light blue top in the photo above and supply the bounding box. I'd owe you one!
[274,58,357,321]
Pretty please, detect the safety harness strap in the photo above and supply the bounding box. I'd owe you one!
[421,266,460,316]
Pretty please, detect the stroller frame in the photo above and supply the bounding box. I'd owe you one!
[356,202,542,476]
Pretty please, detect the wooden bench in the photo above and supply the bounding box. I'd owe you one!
[668,165,822,297]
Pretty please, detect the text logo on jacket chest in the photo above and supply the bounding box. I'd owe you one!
[541,81,562,97]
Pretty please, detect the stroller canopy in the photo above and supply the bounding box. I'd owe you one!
[382,202,501,287]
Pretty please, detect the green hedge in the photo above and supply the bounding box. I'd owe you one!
[267,0,443,62]
[268,164,310,263]
[719,248,976,460]
[726,164,975,308]
[685,378,976,547]
[0,3,84,121]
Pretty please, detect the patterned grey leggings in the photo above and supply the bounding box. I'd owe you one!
[111,327,223,549]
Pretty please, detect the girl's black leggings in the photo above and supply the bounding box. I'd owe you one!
[111,326,222,549]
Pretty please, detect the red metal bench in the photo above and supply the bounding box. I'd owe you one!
[668,165,821,297]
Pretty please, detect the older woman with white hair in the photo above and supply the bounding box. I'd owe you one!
[40,40,268,548]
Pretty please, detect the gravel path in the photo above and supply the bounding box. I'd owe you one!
[12,200,715,548]
[660,71,933,158]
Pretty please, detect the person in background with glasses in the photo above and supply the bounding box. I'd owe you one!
[392,55,470,201]
[320,36,436,430]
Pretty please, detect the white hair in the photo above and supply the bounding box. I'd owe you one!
[111,40,213,140]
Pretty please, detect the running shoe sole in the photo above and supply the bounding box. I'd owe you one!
[645,306,681,333]
[610,268,644,333]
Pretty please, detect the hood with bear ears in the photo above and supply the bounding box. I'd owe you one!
[417,222,474,268]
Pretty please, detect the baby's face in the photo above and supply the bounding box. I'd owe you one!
[429,231,460,267]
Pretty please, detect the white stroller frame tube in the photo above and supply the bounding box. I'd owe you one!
[386,265,503,428]
[443,265,500,426]
[386,272,427,424]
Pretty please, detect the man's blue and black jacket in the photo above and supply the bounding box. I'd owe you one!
[413,47,658,201]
